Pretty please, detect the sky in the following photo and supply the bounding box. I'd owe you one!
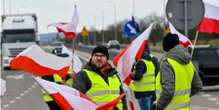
[1,0,219,34]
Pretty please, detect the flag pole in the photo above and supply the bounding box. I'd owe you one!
[191,31,199,56]
[71,4,77,78]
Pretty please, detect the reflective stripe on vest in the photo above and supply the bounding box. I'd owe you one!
[156,58,195,110]
[130,59,155,92]
[42,74,63,102]
[83,69,123,110]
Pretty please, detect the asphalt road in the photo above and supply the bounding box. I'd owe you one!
[1,50,219,110]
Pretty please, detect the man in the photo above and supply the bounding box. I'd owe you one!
[73,45,127,110]
[130,45,159,110]
[155,33,202,110]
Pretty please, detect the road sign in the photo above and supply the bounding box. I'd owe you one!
[124,19,140,37]
[166,0,204,35]
[80,26,89,37]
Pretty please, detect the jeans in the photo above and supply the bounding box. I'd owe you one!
[138,95,154,110]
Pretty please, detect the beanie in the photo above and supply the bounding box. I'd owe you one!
[163,33,179,52]
[92,45,109,59]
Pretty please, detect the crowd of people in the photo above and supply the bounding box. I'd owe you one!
[41,32,202,110]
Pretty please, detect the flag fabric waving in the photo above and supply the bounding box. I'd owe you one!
[72,53,83,74]
[56,5,79,39]
[198,2,219,34]
[61,45,82,74]
[34,77,125,110]
[169,22,193,48]
[10,45,72,78]
[113,24,153,85]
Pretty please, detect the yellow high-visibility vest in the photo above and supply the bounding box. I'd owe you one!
[130,59,155,92]
[156,58,195,110]
[83,69,123,110]
[65,66,74,86]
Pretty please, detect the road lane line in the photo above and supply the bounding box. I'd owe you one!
[15,96,21,100]
[3,83,36,109]
[3,104,10,108]
[202,94,211,97]
[208,98,218,101]
[9,100,15,104]
[6,74,24,79]
[216,102,219,105]
[24,90,29,94]
[191,106,218,110]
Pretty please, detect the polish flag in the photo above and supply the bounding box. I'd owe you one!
[198,2,219,34]
[169,22,193,48]
[61,45,82,74]
[10,45,72,78]
[56,5,79,39]
[34,77,125,110]
[113,24,153,85]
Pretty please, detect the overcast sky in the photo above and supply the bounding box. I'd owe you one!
[1,0,219,33]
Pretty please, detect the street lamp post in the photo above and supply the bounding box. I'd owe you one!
[96,8,105,45]
[105,1,117,41]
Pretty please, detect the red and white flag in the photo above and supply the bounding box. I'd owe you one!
[113,24,153,85]
[34,77,125,110]
[198,2,219,34]
[61,45,82,74]
[10,45,72,78]
[169,22,193,48]
[56,5,79,39]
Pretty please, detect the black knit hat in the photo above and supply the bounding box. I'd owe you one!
[163,33,179,52]
[92,45,109,59]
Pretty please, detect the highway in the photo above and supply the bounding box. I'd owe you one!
[1,50,219,110]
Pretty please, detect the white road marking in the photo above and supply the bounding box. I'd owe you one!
[6,74,24,79]
[20,93,25,97]
[9,100,15,104]
[191,106,219,110]
[24,90,29,94]
[208,98,218,101]
[3,104,10,108]
[216,102,219,105]
[3,83,36,109]
[15,96,21,100]
[202,94,211,97]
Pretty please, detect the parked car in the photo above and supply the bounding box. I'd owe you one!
[107,40,120,49]
[192,46,219,86]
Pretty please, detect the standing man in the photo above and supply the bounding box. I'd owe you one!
[155,33,202,110]
[130,45,159,110]
[73,45,127,110]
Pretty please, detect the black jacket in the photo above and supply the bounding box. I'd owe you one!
[72,62,127,110]
[131,53,160,99]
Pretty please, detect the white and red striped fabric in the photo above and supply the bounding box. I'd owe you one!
[113,24,153,85]
[34,77,125,110]
[56,5,79,39]
[169,22,193,48]
[61,45,82,74]
[10,45,72,78]
[198,2,219,34]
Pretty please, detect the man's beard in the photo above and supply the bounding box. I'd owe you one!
[93,63,104,69]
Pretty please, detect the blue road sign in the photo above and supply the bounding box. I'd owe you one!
[124,17,140,37]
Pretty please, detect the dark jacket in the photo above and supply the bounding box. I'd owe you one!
[156,45,202,110]
[131,52,160,99]
[73,61,127,110]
